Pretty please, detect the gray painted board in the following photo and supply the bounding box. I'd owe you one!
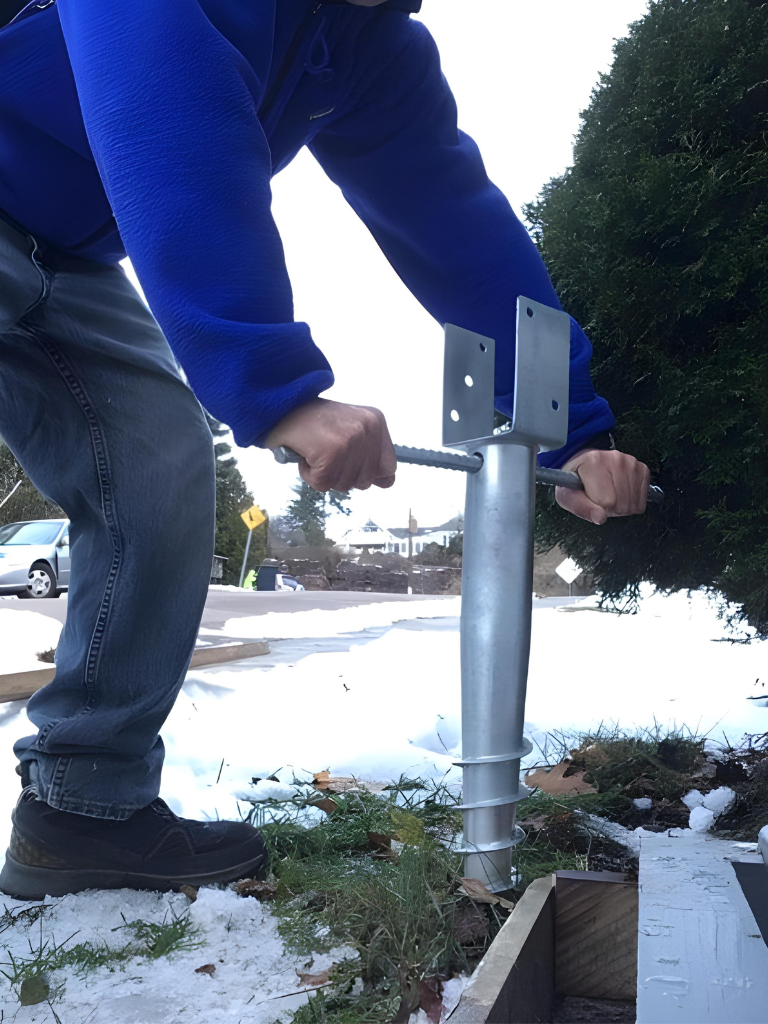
[637,830,768,1023]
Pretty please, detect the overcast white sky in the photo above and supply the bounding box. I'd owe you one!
[129,0,649,537]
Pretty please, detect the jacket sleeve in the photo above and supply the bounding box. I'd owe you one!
[57,0,333,448]
[310,15,614,467]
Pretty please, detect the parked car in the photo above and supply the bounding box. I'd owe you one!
[0,519,70,599]
[275,573,305,592]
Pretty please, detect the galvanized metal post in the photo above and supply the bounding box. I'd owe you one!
[458,442,536,889]
[271,297,662,891]
[444,298,572,891]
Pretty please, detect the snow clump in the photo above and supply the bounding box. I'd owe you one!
[682,786,735,831]
[682,789,704,809]
[689,805,716,832]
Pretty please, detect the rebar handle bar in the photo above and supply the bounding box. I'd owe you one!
[271,445,664,502]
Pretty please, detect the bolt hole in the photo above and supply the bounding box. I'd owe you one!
[552,399,559,411]
[450,409,460,422]
[479,342,487,353]
[464,375,474,388]
[527,307,534,318]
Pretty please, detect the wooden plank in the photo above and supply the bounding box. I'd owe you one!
[555,871,638,1001]
[189,640,270,668]
[637,831,768,1023]
[0,641,270,703]
[0,666,54,702]
[452,875,555,1024]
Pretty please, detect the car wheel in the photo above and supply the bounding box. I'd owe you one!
[19,562,58,599]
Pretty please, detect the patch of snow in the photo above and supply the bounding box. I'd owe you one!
[0,608,62,674]
[682,789,705,809]
[683,786,736,830]
[701,786,736,816]
[689,805,716,833]
[0,886,351,1023]
[759,825,768,866]
[581,814,643,854]
[235,779,312,803]
[633,797,652,810]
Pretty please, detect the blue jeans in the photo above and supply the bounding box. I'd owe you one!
[0,216,216,820]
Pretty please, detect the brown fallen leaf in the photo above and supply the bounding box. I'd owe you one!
[313,771,387,795]
[309,797,338,816]
[195,963,216,976]
[459,877,516,911]
[179,884,199,902]
[367,831,399,860]
[297,970,330,987]
[419,978,443,1024]
[233,877,278,900]
[524,761,597,796]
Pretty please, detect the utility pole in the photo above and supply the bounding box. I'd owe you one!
[408,508,418,560]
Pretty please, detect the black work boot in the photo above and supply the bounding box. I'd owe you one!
[0,788,267,900]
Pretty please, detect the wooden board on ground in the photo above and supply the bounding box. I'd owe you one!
[637,831,768,1023]
[452,875,555,1024]
[555,870,638,1001]
[0,640,270,703]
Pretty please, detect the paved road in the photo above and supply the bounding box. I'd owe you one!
[0,588,454,631]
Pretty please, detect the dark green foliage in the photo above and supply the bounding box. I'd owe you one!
[207,415,268,585]
[0,441,64,527]
[285,481,350,547]
[526,0,768,633]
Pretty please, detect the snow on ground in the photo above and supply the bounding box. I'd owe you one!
[201,596,460,641]
[1,586,767,1020]
[0,608,62,674]
[0,886,349,1023]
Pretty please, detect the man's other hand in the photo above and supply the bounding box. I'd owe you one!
[555,449,650,524]
[264,398,397,493]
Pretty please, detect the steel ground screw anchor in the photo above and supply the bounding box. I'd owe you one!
[273,296,662,891]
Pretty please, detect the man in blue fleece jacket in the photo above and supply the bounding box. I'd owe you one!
[0,0,649,898]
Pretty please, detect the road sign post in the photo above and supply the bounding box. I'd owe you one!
[238,505,266,589]
[556,557,584,599]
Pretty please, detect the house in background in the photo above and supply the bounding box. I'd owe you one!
[337,520,399,555]
[338,515,462,557]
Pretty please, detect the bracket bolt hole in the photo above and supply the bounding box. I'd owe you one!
[479,342,487,353]
[464,375,474,388]
[450,409,460,422]
[552,399,559,411]
[527,307,534,318]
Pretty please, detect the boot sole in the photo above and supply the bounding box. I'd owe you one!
[0,850,267,901]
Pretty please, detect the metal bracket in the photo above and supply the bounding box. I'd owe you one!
[443,297,571,452]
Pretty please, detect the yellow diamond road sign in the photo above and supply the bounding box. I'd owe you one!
[241,505,266,531]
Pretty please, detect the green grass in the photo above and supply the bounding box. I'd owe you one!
[240,778,481,1023]
[245,729,768,1023]
[0,904,200,1004]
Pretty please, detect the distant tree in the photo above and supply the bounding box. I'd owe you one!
[414,533,463,568]
[525,0,768,634]
[0,441,64,527]
[207,416,268,585]
[284,481,351,547]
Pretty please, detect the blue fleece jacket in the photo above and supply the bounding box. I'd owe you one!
[0,0,614,465]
